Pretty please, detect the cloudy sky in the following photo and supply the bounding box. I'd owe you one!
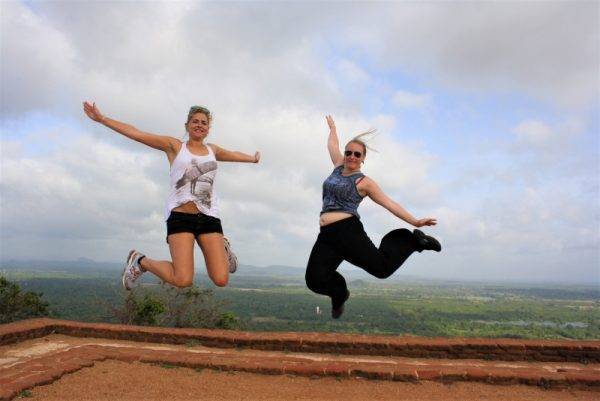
[1,1,598,284]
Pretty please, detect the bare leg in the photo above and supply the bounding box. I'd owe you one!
[197,233,229,287]
[139,232,196,288]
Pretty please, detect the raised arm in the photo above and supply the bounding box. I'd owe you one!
[209,144,260,163]
[360,177,437,227]
[83,101,179,154]
[326,115,344,167]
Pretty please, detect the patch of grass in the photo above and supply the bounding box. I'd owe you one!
[18,390,33,398]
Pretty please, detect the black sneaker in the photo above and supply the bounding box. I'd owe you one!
[332,290,350,319]
[413,229,442,252]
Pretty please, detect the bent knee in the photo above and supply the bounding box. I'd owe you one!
[172,277,194,288]
[305,272,315,287]
[367,263,394,279]
[373,271,393,279]
[211,275,228,287]
[305,275,325,292]
[394,228,414,239]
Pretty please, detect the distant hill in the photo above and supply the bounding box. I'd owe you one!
[1,258,120,271]
[0,259,431,285]
[2,259,598,290]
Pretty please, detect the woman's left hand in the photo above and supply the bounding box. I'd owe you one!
[254,151,261,163]
[414,218,437,227]
[83,101,105,123]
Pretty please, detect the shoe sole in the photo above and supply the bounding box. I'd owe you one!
[414,229,441,252]
[229,252,238,273]
[122,250,136,290]
[223,238,238,274]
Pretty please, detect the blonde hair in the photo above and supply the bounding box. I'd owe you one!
[346,129,378,156]
[186,105,212,125]
[183,105,212,140]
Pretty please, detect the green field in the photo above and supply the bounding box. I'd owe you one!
[3,264,599,340]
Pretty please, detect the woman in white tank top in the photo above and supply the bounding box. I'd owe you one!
[83,102,260,290]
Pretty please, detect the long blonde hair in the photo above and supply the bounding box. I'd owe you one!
[347,129,378,156]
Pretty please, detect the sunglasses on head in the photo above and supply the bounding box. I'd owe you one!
[344,150,363,158]
[190,105,210,114]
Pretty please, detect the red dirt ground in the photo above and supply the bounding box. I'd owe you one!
[2,319,598,401]
[24,359,597,401]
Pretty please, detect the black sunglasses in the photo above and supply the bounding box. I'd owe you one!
[344,150,363,158]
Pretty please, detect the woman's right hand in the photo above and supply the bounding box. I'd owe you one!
[83,101,105,123]
[326,115,336,130]
[326,114,343,166]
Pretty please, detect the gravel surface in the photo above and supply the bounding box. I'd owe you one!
[24,360,597,401]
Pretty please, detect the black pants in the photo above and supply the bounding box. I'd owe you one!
[305,216,419,307]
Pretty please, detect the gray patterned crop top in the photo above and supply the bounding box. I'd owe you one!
[321,165,365,218]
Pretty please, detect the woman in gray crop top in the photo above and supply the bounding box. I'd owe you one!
[306,115,442,319]
[83,102,260,291]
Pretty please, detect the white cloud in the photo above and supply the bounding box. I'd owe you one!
[0,1,597,283]
[510,118,585,163]
[392,90,431,110]
[0,107,436,268]
[336,59,371,86]
[513,120,553,147]
[0,2,76,116]
[6,2,597,120]
[342,2,599,108]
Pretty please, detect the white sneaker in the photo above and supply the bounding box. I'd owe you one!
[223,237,238,274]
[122,250,145,290]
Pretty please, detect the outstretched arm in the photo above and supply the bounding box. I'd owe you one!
[209,144,260,163]
[326,115,344,167]
[83,101,179,153]
[360,177,437,227]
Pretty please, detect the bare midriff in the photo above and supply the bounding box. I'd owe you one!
[172,201,201,214]
[319,211,354,227]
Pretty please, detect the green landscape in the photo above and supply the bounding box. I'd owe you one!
[2,260,598,340]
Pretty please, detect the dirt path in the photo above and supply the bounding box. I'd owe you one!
[24,360,596,401]
[3,334,598,400]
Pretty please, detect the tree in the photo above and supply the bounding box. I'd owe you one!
[105,292,165,326]
[0,276,49,323]
[216,312,239,329]
[159,285,223,328]
[134,295,166,326]
[105,283,240,330]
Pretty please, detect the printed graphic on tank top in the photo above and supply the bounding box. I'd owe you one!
[174,159,217,209]
[165,144,220,220]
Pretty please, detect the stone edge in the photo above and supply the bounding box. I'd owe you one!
[1,343,599,400]
[2,318,599,363]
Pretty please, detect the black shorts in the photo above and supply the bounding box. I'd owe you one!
[166,211,223,243]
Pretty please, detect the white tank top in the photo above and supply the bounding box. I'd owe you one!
[165,143,220,220]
